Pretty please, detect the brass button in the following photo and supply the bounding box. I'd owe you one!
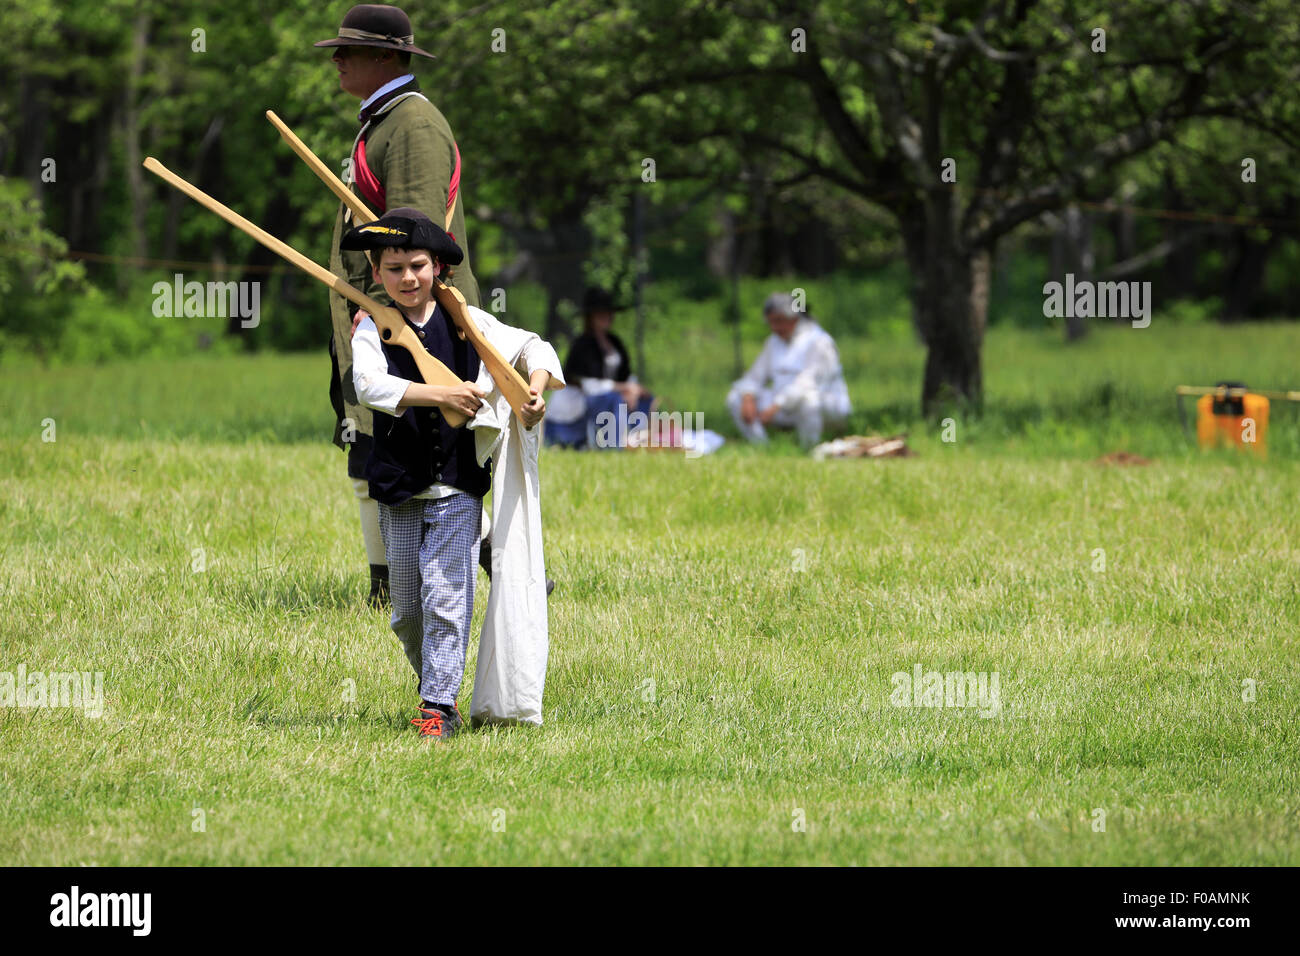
[417,330,425,339]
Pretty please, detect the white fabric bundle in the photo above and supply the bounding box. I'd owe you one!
[465,306,564,725]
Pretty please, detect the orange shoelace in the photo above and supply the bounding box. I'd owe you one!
[411,706,446,736]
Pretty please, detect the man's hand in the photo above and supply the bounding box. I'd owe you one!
[740,393,758,425]
[350,309,367,338]
[520,386,547,429]
[759,404,779,426]
[434,382,488,418]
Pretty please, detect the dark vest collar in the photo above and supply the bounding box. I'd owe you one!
[358,76,422,127]
[365,299,488,505]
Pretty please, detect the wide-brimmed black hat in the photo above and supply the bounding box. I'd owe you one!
[314,4,436,60]
[582,287,626,315]
[341,208,464,264]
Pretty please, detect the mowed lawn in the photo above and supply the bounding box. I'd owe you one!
[1,321,1298,865]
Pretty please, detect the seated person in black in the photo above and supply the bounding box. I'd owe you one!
[547,287,655,448]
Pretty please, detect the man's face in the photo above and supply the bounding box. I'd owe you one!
[765,310,798,342]
[587,309,614,334]
[373,248,436,311]
[332,46,397,99]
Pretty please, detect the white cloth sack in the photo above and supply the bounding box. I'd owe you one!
[465,307,563,725]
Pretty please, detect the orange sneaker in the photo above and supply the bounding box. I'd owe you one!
[411,702,463,740]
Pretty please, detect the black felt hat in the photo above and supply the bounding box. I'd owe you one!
[582,287,626,315]
[314,4,436,60]
[341,207,464,264]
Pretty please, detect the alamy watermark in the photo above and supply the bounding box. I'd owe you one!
[50,886,150,936]
[1,665,104,717]
[593,404,706,458]
[152,273,260,328]
[890,663,1001,718]
[1043,273,1150,328]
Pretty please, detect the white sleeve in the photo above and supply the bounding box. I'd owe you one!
[735,337,773,395]
[773,334,840,411]
[517,337,566,389]
[352,317,412,417]
[468,305,567,390]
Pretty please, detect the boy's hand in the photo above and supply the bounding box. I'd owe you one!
[351,310,368,338]
[519,387,547,429]
[437,382,488,418]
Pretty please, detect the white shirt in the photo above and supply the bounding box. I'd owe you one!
[735,319,851,417]
[352,303,563,499]
[358,74,416,116]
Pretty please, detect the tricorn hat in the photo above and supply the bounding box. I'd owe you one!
[341,207,464,265]
[314,4,436,60]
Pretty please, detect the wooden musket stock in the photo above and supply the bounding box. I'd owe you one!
[142,155,468,426]
[266,111,535,420]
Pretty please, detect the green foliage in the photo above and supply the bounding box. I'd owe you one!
[1158,297,1221,325]
[0,265,246,369]
[0,177,86,357]
[581,195,632,300]
[5,0,1299,375]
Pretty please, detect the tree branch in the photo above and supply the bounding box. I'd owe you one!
[970,68,1225,246]
[1098,223,1227,280]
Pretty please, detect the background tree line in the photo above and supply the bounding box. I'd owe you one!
[3,0,1297,412]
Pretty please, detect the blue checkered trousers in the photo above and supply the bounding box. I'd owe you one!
[377,492,480,705]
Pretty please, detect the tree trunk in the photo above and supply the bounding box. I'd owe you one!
[61,87,116,256]
[1161,176,1199,301]
[1221,227,1277,323]
[233,152,300,345]
[706,202,735,281]
[539,214,589,345]
[164,116,224,261]
[18,74,49,190]
[630,190,648,383]
[122,11,150,275]
[506,195,591,345]
[728,206,743,381]
[1051,204,1094,341]
[901,204,983,416]
[970,247,992,342]
[1112,181,1138,263]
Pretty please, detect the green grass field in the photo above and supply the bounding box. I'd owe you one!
[1,320,1298,865]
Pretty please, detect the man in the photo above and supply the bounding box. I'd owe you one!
[315,4,481,605]
[727,293,851,447]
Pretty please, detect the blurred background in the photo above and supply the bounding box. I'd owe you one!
[3,0,1298,449]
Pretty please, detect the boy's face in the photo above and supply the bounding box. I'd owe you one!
[373,247,436,311]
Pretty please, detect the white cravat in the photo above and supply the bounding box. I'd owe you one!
[358,73,416,116]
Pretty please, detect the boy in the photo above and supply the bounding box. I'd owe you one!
[344,207,563,739]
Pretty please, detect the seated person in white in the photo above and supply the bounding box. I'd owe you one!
[727,293,851,447]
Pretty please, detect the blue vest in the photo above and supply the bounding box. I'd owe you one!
[365,303,490,505]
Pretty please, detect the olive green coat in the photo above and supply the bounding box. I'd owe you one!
[328,91,481,447]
